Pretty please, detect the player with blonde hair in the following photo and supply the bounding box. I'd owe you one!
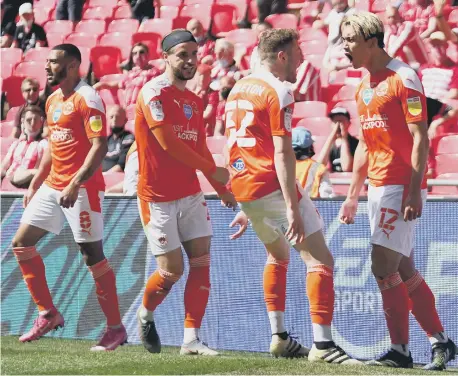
[339,11,456,370]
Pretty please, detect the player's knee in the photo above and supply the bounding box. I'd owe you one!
[12,235,31,248]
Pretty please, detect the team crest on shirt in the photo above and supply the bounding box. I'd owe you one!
[407,97,422,116]
[362,88,374,105]
[231,158,245,171]
[375,81,388,97]
[52,107,62,123]
[62,101,74,115]
[183,104,193,120]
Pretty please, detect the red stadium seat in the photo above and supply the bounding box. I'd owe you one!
[334,100,359,120]
[295,117,332,136]
[83,6,114,20]
[371,0,390,13]
[1,48,23,65]
[159,6,180,19]
[1,62,13,79]
[1,178,28,193]
[437,135,458,154]
[305,54,325,69]
[1,137,16,160]
[131,32,162,60]
[300,40,328,56]
[225,29,257,47]
[333,85,358,101]
[6,106,21,121]
[206,136,227,154]
[23,47,51,63]
[248,0,258,22]
[160,0,182,5]
[448,9,458,25]
[74,19,106,35]
[329,172,352,196]
[3,77,26,107]
[298,27,327,43]
[138,19,173,37]
[90,46,122,79]
[125,119,135,134]
[77,46,91,77]
[210,4,238,35]
[197,171,216,194]
[216,0,247,21]
[113,5,132,19]
[265,13,298,29]
[293,101,328,120]
[102,172,125,189]
[435,154,458,175]
[172,16,193,29]
[117,88,126,106]
[38,0,57,6]
[98,88,119,106]
[65,32,99,49]
[88,0,117,7]
[180,4,212,29]
[431,173,458,196]
[46,32,69,47]
[108,19,139,34]
[99,32,132,60]
[14,62,47,89]
[126,104,136,120]
[354,0,370,11]
[100,73,125,82]
[33,7,52,26]
[288,0,306,10]
[1,121,15,137]
[44,20,74,35]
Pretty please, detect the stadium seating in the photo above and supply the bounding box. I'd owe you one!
[180,4,211,29]
[113,5,132,19]
[1,62,14,80]
[65,32,99,50]
[216,0,247,21]
[131,32,162,60]
[295,117,333,136]
[329,172,352,196]
[99,32,132,61]
[14,62,47,89]
[159,6,180,20]
[6,107,20,122]
[33,7,52,25]
[300,40,328,56]
[87,0,118,7]
[1,137,16,160]
[1,48,23,66]
[103,172,125,189]
[431,173,458,196]
[172,16,193,29]
[98,89,119,106]
[1,121,15,137]
[265,13,298,29]
[435,154,458,175]
[206,136,227,154]
[138,19,173,36]
[46,32,69,48]
[90,46,122,79]
[293,101,328,120]
[333,85,358,102]
[224,29,257,47]
[298,28,327,43]
[44,20,74,35]
[83,6,114,20]
[74,19,106,35]
[210,4,238,36]
[125,120,135,134]
[108,18,140,34]
[23,48,51,63]
[437,135,458,155]
[0,177,28,193]
[126,104,136,120]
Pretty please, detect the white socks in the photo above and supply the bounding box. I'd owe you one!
[268,311,286,335]
[183,328,199,344]
[138,305,154,323]
[392,344,409,356]
[312,323,333,343]
[429,332,448,345]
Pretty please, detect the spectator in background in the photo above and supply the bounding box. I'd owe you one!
[1,0,31,31]
[211,39,239,83]
[418,31,458,100]
[314,0,356,46]
[55,0,84,29]
[384,5,429,70]
[102,105,135,173]
[190,64,219,136]
[398,0,436,39]
[293,127,334,198]
[1,105,47,188]
[106,142,139,195]
[256,0,287,23]
[318,106,358,172]
[1,2,17,48]
[322,42,352,76]
[94,43,161,107]
[186,19,215,64]
[214,76,236,136]
[434,0,458,43]
[129,0,159,23]
[11,78,47,138]
[12,3,47,53]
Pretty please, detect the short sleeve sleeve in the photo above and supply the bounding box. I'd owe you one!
[78,92,107,139]
[268,88,294,137]
[138,89,170,130]
[398,76,427,124]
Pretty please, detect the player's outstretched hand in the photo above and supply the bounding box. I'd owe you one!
[59,183,80,208]
[211,167,230,185]
[220,191,237,210]
[286,207,305,244]
[229,211,249,240]
[339,198,358,224]
[402,191,422,221]
[23,187,37,208]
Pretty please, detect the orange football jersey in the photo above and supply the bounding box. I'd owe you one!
[226,69,295,201]
[355,59,428,188]
[45,80,106,191]
[135,74,208,202]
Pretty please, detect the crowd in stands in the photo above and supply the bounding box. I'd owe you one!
[1,0,458,197]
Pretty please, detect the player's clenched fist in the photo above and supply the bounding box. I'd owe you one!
[339,198,358,224]
[211,166,230,185]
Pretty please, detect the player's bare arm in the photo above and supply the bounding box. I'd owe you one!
[60,136,108,209]
[402,120,428,221]
[273,135,305,244]
[24,144,52,208]
[339,135,368,224]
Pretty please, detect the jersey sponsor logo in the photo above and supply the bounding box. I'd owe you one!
[52,108,62,123]
[62,101,74,115]
[284,107,293,132]
[362,88,374,105]
[231,158,245,171]
[183,104,193,120]
[149,100,164,121]
[375,81,388,97]
[89,115,103,132]
[50,127,73,142]
[360,113,389,130]
[407,96,422,116]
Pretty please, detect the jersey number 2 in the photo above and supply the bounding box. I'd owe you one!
[225,100,255,149]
